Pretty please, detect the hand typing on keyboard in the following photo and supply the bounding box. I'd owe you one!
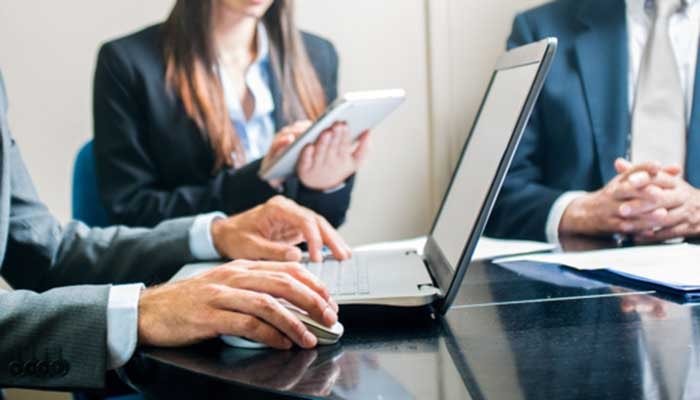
[211,196,352,262]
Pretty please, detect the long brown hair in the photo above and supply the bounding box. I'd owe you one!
[163,0,327,170]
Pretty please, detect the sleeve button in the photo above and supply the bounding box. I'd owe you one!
[8,361,22,376]
[23,360,37,376]
[49,360,63,377]
[36,360,49,377]
[58,360,70,377]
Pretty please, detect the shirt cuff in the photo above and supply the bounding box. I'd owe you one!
[323,183,346,194]
[545,191,587,245]
[189,212,227,260]
[107,283,144,370]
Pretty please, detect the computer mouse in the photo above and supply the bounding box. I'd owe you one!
[221,304,344,349]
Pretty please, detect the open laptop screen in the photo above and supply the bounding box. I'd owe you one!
[431,62,542,269]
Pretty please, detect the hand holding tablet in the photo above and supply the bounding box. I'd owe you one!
[259,89,406,183]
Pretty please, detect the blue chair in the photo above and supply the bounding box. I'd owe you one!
[72,143,141,400]
[72,141,111,227]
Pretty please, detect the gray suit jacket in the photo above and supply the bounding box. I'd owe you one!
[0,70,198,389]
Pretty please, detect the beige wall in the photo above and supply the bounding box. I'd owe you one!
[427,0,546,203]
[0,0,175,229]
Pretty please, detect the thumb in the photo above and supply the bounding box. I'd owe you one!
[614,158,632,174]
[247,236,302,261]
[271,134,295,156]
[352,131,371,166]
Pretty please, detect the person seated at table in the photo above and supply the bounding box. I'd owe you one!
[93,0,369,228]
[486,0,700,244]
[0,62,353,389]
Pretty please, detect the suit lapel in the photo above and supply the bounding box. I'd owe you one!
[0,102,9,266]
[574,0,629,183]
[686,43,700,186]
[267,62,286,130]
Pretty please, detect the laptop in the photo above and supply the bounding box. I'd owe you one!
[172,38,557,315]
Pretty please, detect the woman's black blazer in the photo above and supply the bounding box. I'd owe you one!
[93,24,353,228]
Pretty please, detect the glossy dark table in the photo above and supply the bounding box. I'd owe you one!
[122,239,700,399]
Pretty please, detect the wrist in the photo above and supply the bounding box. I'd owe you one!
[210,217,226,258]
[137,287,156,347]
[300,176,347,192]
[559,194,593,236]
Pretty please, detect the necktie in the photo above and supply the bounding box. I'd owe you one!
[631,0,686,167]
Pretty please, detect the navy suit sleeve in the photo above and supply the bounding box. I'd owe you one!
[485,14,565,242]
[93,43,280,227]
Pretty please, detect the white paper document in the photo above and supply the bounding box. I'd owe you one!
[355,236,554,260]
[496,243,700,290]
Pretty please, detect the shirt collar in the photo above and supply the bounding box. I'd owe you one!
[254,22,270,64]
[220,23,275,123]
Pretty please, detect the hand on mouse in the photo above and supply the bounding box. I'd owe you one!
[137,259,339,350]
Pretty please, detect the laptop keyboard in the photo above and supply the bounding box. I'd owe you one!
[305,256,370,296]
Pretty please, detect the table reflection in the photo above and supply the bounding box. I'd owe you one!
[131,320,470,400]
[443,264,700,400]
[216,346,412,399]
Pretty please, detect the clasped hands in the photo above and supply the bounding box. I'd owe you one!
[560,158,700,242]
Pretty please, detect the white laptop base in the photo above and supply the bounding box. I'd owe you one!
[171,248,442,307]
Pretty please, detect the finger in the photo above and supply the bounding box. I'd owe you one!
[286,120,313,138]
[340,124,353,146]
[247,235,303,261]
[213,293,317,349]
[637,222,690,242]
[337,126,353,158]
[299,145,315,175]
[274,226,304,244]
[328,126,343,161]
[663,163,683,176]
[267,197,325,261]
[641,186,685,209]
[614,158,633,174]
[234,270,337,327]
[297,216,324,262]
[352,131,371,166]
[213,309,294,349]
[626,171,653,189]
[315,215,351,260]
[315,131,333,168]
[611,176,651,200]
[616,210,668,234]
[619,161,662,179]
[293,119,313,131]
[647,171,680,190]
[656,205,689,229]
[270,134,296,158]
[618,199,664,218]
[245,261,332,303]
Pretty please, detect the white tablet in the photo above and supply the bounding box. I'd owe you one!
[258,89,406,181]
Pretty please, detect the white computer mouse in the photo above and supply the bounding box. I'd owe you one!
[221,304,344,349]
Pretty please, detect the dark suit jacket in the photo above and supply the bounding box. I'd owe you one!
[485,0,700,241]
[0,69,198,389]
[93,24,353,228]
